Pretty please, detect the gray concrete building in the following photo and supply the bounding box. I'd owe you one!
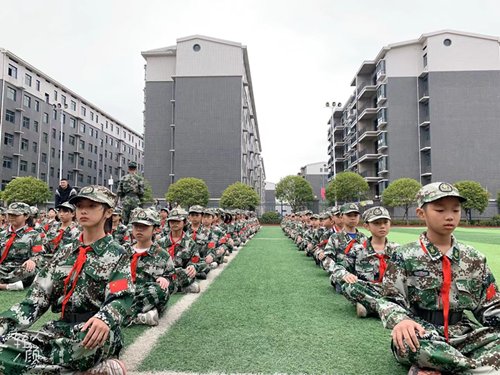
[328,30,500,199]
[142,35,265,204]
[298,162,329,202]
[0,49,143,193]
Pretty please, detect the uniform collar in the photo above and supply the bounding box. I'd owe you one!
[76,234,113,256]
[419,232,460,263]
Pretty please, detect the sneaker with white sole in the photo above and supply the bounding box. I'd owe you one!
[356,303,367,318]
[209,262,218,269]
[185,282,200,293]
[75,358,127,375]
[6,281,23,291]
[134,308,159,326]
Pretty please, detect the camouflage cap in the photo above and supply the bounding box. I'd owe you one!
[203,208,216,216]
[331,206,341,216]
[362,206,391,223]
[6,202,31,216]
[128,161,138,169]
[56,202,76,212]
[69,185,117,208]
[112,207,122,215]
[341,203,360,214]
[130,207,160,226]
[310,214,320,220]
[319,212,330,220]
[188,205,204,214]
[160,206,169,213]
[416,182,466,208]
[167,208,187,221]
[30,206,39,216]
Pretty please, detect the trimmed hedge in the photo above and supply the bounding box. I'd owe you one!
[259,211,282,224]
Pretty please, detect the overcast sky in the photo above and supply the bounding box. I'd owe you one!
[2,0,499,183]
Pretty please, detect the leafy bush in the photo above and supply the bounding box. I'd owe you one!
[483,215,500,227]
[259,211,282,224]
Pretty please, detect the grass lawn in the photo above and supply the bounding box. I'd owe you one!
[140,226,407,374]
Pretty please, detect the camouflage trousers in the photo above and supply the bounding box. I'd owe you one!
[0,319,122,374]
[125,282,170,325]
[0,263,36,286]
[393,318,500,373]
[341,280,383,315]
[121,196,142,225]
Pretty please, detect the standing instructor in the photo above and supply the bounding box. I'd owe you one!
[116,161,144,225]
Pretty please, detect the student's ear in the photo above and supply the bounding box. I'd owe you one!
[363,222,370,230]
[416,207,425,221]
[104,207,114,219]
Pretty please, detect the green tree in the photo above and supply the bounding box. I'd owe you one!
[382,178,422,225]
[275,175,314,212]
[165,177,209,208]
[141,179,155,206]
[2,177,51,205]
[220,182,260,210]
[326,172,369,204]
[454,181,489,224]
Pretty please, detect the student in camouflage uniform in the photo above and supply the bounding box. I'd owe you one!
[186,205,215,279]
[110,208,131,246]
[379,182,500,374]
[0,185,133,374]
[333,206,398,318]
[205,209,228,265]
[312,211,334,262]
[322,203,367,276]
[42,202,80,260]
[157,209,202,293]
[125,207,176,326]
[116,161,144,225]
[0,202,43,291]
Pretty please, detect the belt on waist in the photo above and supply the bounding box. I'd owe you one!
[413,307,463,326]
[61,311,97,324]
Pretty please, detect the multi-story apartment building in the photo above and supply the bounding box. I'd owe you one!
[141,35,265,204]
[328,30,500,198]
[0,49,143,192]
[298,162,329,202]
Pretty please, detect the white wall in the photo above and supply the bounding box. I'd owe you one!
[386,44,422,77]
[145,55,176,82]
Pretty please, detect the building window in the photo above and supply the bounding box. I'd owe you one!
[32,141,38,152]
[25,74,32,87]
[53,109,57,120]
[78,173,83,183]
[87,159,93,168]
[99,169,102,177]
[52,129,56,139]
[23,95,32,108]
[41,172,47,181]
[41,153,47,163]
[90,112,94,121]
[43,133,48,143]
[5,110,15,123]
[423,53,428,68]
[8,64,17,78]
[4,133,13,146]
[62,113,66,124]
[69,135,75,146]
[79,156,84,166]
[79,140,85,149]
[109,152,113,160]
[51,147,55,157]
[31,163,36,173]
[43,112,49,123]
[80,123,86,133]
[87,175,92,184]
[34,100,40,112]
[22,117,30,129]
[6,87,16,101]
[71,100,76,111]
[70,118,76,128]
[3,157,12,169]
[61,94,66,105]
[34,121,39,132]
[81,106,86,116]
[21,138,29,151]
[93,176,97,184]
[54,90,58,101]
[443,38,452,46]
[94,161,97,169]
[67,171,73,181]
[20,160,27,172]
[68,153,74,163]
[36,79,40,91]
[50,167,54,177]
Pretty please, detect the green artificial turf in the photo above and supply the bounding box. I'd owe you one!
[140,227,407,374]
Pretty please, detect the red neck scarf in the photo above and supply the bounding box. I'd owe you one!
[61,245,92,317]
[52,229,65,250]
[131,251,148,283]
[168,231,183,258]
[0,232,17,264]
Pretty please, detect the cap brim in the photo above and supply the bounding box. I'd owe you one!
[69,196,113,207]
[131,220,155,226]
[366,215,391,222]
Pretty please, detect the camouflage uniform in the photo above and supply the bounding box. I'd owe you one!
[379,182,500,373]
[116,162,144,225]
[0,186,134,374]
[0,203,43,287]
[42,221,81,256]
[157,209,202,290]
[125,208,176,324]
[111,224,131,246]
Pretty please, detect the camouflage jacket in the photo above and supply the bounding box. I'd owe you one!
[332,237,399,283]
[316,227,333,249]
[378,233,500,330]
[111,223,131,246]
[211,225,230,250]
[35,218,57,235]
[0,225,43,265]
[124,241,176,291]
[185,225,214,258]
[0,234,133,333]
[43,221,81,255]
[324,229,368,263]
[157,231,203,272]
[116,173,144,198]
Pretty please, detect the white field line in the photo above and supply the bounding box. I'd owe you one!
[252,238,288,240]
[122,247,243,371]
[129,372,282,375]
